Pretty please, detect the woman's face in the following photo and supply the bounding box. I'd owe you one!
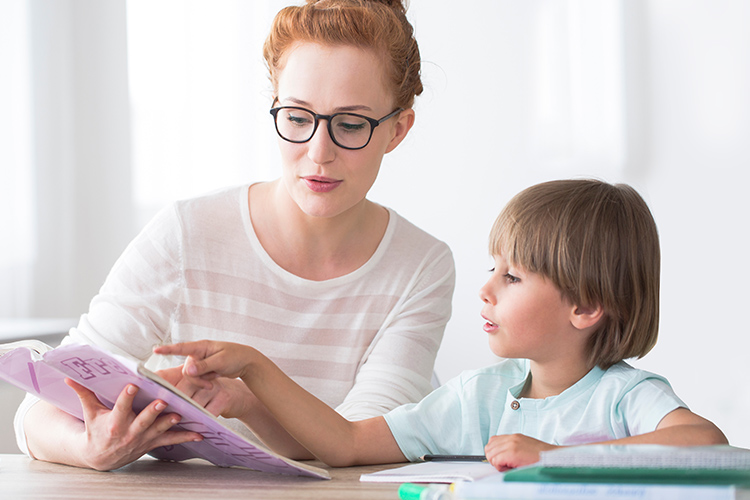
[274,42,413,219]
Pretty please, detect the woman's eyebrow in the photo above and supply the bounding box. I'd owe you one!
[280,96,373,113]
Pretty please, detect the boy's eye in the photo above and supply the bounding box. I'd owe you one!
[504,273,520,284]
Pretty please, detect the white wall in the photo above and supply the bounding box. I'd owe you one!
[25,0,135,317]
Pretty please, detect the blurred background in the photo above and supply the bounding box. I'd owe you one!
[1,0,748,453]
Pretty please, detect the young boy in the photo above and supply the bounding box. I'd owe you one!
[151,179,727,470]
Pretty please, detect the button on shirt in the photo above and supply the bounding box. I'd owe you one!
[383,359,686,462]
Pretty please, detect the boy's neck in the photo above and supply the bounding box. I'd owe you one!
[521,360,596,399]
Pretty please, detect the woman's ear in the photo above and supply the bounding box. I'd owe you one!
[385,108,415,154]
[570,303,605,331]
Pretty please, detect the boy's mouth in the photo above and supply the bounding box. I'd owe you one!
[481,315,498,331]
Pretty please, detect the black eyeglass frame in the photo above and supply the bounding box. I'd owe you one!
[269,104,403,150]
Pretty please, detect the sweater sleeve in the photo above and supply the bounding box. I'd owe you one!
[67,203,186,359]
[335,241,455,420]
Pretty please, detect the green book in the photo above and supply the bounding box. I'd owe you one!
[504,445,750,486]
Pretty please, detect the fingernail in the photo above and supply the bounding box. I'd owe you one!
[155,402,166,411]
[127,385,137,395]
[187,365,198,376]
[171,416,180,424]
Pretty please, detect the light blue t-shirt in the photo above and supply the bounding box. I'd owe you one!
[384,359,686,461]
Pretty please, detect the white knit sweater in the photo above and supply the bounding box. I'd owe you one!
[16,185,455,452]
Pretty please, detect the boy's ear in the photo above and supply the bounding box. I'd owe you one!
[570,303,605,331]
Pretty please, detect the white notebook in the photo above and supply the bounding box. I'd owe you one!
[360,461,499,483]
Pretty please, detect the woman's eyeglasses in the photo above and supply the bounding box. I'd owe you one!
[269,105,403,150]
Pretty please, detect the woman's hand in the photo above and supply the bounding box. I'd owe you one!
[484,433,557,471]
[153,340,257,387]
[64,378,203,471]
[157,365,254,420]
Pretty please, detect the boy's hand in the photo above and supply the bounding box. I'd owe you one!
[153,341,256,389]
[157,365,254,420]
[484,433,557,471]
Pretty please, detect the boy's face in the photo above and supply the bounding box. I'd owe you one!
[479,254,585,364]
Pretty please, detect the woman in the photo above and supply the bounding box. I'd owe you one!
[17,0,455,471]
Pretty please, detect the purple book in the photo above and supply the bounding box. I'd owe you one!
[0,340,329,479]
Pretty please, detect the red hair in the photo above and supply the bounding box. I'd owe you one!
[263,0,422,109]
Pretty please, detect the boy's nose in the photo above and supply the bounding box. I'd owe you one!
[478,281,496,305]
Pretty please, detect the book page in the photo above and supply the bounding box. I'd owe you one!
[0,339,53,357]
[0,341,85,418]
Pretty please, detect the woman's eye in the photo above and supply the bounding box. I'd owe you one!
[336,121,367,134]
[286,114,312,127]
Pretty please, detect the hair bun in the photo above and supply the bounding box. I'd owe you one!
[368,0,407,13]
[306,0,407,13]
[269,0,421,108]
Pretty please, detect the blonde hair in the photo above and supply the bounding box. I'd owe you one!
[489,179,660,369]
[263,0,422,109]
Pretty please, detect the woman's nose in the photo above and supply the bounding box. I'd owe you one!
[306,121,336,164]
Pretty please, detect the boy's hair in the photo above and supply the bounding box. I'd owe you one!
[489,179,660,369]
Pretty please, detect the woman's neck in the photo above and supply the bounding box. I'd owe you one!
[248,181,389,281]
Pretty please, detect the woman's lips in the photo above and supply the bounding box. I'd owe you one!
[303,176,343,193]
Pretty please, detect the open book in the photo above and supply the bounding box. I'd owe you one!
[0,340,329,479]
